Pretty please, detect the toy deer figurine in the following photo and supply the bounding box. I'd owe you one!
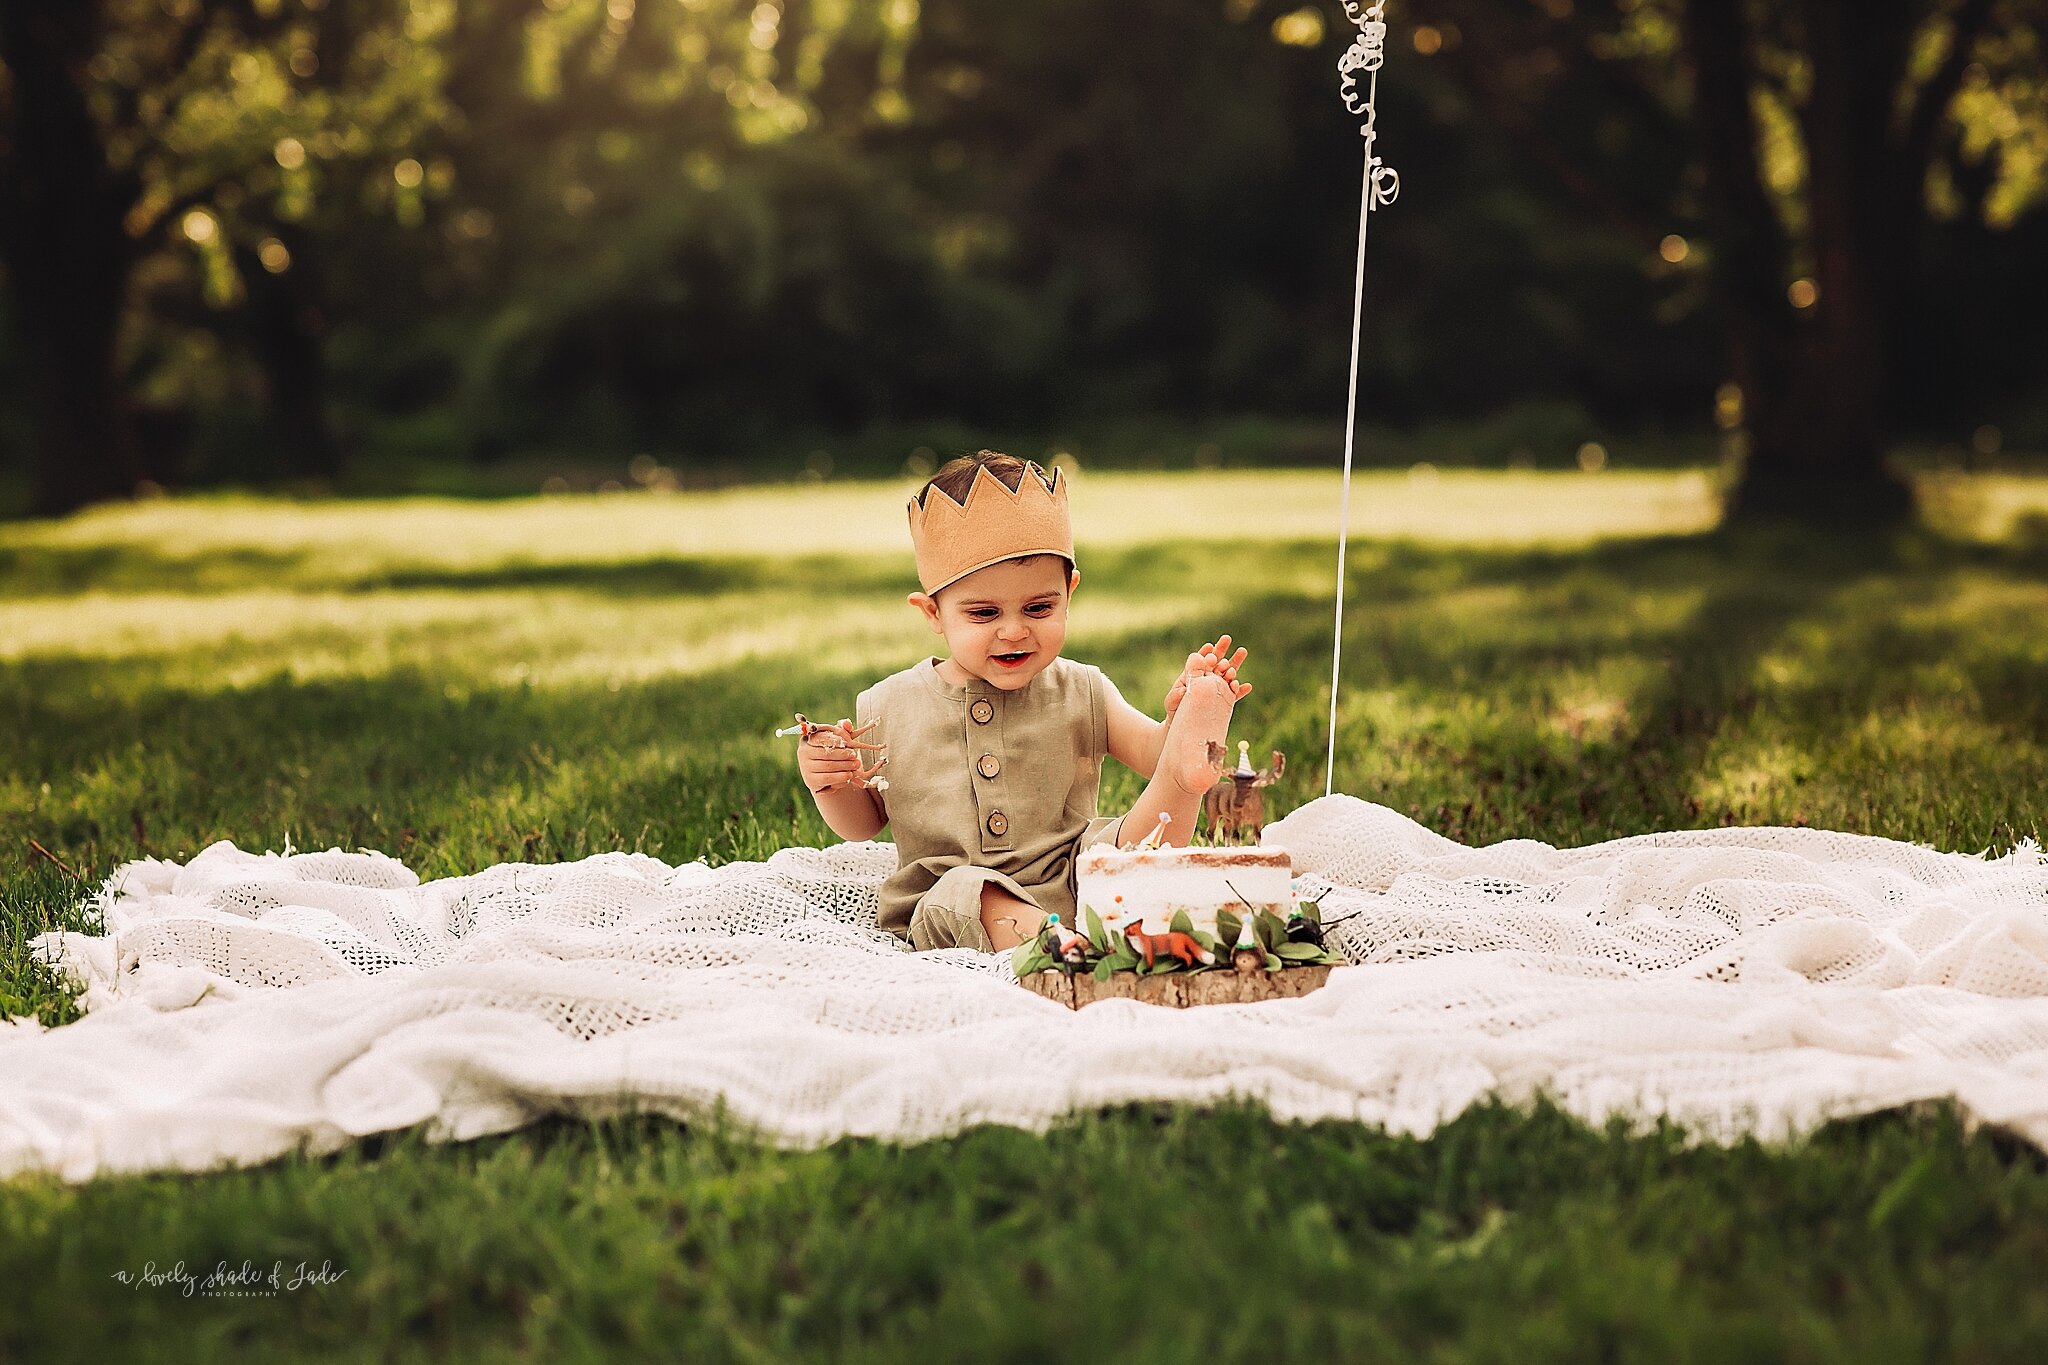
[776,713,889,792]
[1203,740,1284,844]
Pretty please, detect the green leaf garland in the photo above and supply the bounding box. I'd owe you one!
[1012,904,1338,979]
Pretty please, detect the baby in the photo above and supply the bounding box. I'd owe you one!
[797,450,1251,954]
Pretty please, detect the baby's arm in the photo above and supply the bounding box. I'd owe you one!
[797,720,889,841]
[1104,676,1169,778]
[1108,640,1254,775]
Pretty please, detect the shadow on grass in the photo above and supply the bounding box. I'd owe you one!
[2,538,1347,600]
[0,658,838,874]
[1601,531,1893,829]
[0,543,315,596]
[1158,528,2046,844]
[5,528,2042,885]
[0,543,892,599]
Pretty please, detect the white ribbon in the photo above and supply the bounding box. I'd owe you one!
[1326,2,1400,796]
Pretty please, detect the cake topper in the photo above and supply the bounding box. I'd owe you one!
[1122,924,1215,971]
[1203,744,1285,844]
[776,713,890,792]
[1232,915,1264,976]
[1038,912,1090,974]
[1127,811,1174,851]
[1285,906,1324,950]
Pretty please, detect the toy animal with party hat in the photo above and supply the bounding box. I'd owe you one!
[1203,740,1284,844]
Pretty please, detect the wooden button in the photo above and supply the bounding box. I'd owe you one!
[970,698,995,724]
[977,754,1001,779]
[986,811,1009,837]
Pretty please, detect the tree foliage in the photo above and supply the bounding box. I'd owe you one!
[2,0,2046,516]
[1409,0,2048,518]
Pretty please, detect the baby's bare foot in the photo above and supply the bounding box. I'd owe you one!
[1165,673,1236,795]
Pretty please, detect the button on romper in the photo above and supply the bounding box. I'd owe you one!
[856,656,1127,952]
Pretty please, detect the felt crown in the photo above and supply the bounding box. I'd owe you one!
[907,461,1074,594]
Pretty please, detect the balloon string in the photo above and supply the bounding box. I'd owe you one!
[1327,131,1376,798]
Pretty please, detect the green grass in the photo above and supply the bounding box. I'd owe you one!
[3,1103,2044,1364]
[3,469,2048,1361]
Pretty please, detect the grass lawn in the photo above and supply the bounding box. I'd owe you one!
[3,468,2047,1362]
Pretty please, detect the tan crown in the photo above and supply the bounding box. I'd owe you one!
[907,461,1074,594]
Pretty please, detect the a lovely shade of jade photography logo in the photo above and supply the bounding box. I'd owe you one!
[108,1259,349,1298]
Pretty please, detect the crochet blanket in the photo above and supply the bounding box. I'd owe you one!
[8,795,2046,1181]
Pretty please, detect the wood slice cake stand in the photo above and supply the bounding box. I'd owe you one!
[1020,964,1333,1010]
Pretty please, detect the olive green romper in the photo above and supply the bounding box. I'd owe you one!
[856,656,1127,953]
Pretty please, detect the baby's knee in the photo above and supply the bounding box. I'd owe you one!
[908,901,991,952]
[907,866,1009,952]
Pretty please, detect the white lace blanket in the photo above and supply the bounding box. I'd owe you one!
[8,795,2046,1181]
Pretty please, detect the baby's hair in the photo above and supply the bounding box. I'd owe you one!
[916,449,1073,591]
[917,450,1057,508]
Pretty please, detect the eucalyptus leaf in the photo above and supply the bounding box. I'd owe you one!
[1253,912,1285,954]
[1215,909,1243,948]
[1276,942,1321,962]
[1092,959,1114,982]
[1263,952,1283,972]
[1169,909,1195,937]
[1084,906,1110,953]
[1012,943,1054,975]
[1298,898,1323,926]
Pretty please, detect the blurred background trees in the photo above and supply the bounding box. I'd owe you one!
[2,0,2044,519]
[1414,0,2047,519]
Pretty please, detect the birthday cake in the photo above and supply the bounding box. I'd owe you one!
[1077,842,1294,937]
[1012,744,1335,1004]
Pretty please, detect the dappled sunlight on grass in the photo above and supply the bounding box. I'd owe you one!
[1920,472,2048,544]
[1646,561,2048,843]
[1693,742,1815,818]
[1,479,2042,894]
[0,586,1230,695]
[1,470,1727,587]
[1083,469,1721,545]
[1541,678,1644,745]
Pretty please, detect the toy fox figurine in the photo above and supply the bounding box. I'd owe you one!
[1122,926,1215,970]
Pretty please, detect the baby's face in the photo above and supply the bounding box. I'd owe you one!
[915,556,1077,691]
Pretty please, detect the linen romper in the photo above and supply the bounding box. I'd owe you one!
[856,656,1127,952]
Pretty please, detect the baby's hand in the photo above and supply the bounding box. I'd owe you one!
[795,718,888,794]
[1164,636,1251,718]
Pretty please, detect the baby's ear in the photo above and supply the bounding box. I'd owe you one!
[907,590,944,633]
[1068,568,1081,597]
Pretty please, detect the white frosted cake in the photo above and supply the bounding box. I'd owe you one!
[1075,843,1294,936]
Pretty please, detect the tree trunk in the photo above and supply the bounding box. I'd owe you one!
[1683,0,1916,525]
[1019,963,1333,1009]
[0,2,141,517]
[238,233,342,481]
